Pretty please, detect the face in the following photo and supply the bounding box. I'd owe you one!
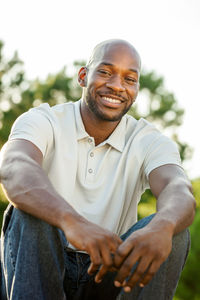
[79,42,140,123]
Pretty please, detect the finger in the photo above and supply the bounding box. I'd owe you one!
[95,265,109,283]
[114,248,140,286]
[87,233,121,276]
[95,264,118,283]
[114,239,135,269]
[88,262,100,275]
[114,235,123,246]
[124,257,152,290]
[88,247,102,275]
[94,245,114,281]
[139,259,162,287]
[107,234,123,254]
[101,244,114,267]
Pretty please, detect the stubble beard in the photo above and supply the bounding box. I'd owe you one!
[85,91,132,122]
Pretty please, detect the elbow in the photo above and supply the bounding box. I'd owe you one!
[190,194,196,225]
[0,156,12,186]
[183,180,196,226]
[0,153,29,199]
[185,179,196,217]
[0,157,16,201]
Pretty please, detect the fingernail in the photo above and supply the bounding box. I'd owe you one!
[139,283,144,288]
[114,281,121,287]
[122,280,126,286]
[124,286,131,293]
[95,276,102,283]
[95,278,102,283]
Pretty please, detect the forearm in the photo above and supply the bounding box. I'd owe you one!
[0,151,82,230]
[149,177,196,235]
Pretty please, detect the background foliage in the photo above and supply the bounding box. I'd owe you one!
[0,41,199,299]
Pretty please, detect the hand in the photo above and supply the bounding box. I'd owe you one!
[62,216,122,279]
[113,227,172,292]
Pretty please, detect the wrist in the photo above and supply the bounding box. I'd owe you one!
[146,214,175,236]
[59,208,87,232]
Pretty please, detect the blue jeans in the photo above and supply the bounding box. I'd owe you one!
[0,205,190,300]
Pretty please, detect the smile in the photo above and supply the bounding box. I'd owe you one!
[102,97,122,104]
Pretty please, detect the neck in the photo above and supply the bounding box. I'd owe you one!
[80,102,120,146]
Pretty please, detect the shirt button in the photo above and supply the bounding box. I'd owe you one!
[90,152,94,157]
[88,168,93,173]
[88,138,93,143]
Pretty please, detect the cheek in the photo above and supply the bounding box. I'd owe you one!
[129,86,139,98]
[88,79,103,95]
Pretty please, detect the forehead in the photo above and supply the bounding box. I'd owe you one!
[92,43,140,72]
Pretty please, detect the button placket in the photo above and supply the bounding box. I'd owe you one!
[86,140,95,182]
[87,152,95,177]
[88,137,93,144]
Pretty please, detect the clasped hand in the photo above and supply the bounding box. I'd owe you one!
[65,219,172,292]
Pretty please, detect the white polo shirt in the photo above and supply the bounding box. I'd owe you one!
[9,99,182,236]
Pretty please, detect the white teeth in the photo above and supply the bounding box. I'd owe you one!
[103,97,121,103]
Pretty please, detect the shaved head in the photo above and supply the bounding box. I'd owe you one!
[79,38,141,125]
[87,39,141,70]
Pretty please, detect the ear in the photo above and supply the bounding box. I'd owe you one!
[78,67,88,87]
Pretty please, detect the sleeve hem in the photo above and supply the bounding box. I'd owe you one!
[146,161,183,179]
[9,134,46,157]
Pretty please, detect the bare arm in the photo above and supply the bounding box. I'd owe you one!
[0,139,122,269]
[148,164,196,235]
[0,139,78,229]
[97,164,196,290]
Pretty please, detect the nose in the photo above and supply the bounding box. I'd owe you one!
[106,75,125,92]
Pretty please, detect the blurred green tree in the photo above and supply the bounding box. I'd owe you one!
[0,40,28,144]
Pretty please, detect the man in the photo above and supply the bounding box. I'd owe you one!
[0,39,196,299]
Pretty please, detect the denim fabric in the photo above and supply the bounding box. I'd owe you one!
[0,205,190,300]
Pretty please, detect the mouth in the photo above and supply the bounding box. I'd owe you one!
[102,96,122,104]
[100,95,125,108]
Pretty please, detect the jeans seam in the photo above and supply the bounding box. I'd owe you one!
[7,229,16,273]
[182,229,190,270]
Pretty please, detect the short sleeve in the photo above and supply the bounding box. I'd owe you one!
[144,134,182,178]
[9,108,54,156]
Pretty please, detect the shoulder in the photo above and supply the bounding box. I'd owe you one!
[14,101,78,128]
[125,115,166,145]
[124,114,179,160]
[28,101,76,118]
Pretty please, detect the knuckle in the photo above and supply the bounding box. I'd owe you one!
[89,240,99,249]
[117,248,127,257]
[104,261,113,268]
[92,253,101,262]
[93,258,101,266]
[97,236,105,244]
[148,270,156,278]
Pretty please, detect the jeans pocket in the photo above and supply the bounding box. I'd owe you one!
[1,204,14,237]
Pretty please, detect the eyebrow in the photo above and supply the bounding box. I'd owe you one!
[99,62,139,75]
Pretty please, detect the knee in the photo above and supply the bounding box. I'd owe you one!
[2,206,63,249]
[170,229,190,266]
[8,207,52,235]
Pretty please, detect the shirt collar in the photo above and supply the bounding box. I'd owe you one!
[74,99,126,152]
[74,99,89,140]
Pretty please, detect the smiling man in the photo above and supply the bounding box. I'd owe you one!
[0,39,196,300]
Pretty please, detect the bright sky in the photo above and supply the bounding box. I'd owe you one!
[0,0,199,179]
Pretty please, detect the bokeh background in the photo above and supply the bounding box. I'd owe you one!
[0,0,199,299]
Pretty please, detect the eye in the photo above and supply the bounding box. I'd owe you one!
[98,69,111,76]
[125,77,137,84]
